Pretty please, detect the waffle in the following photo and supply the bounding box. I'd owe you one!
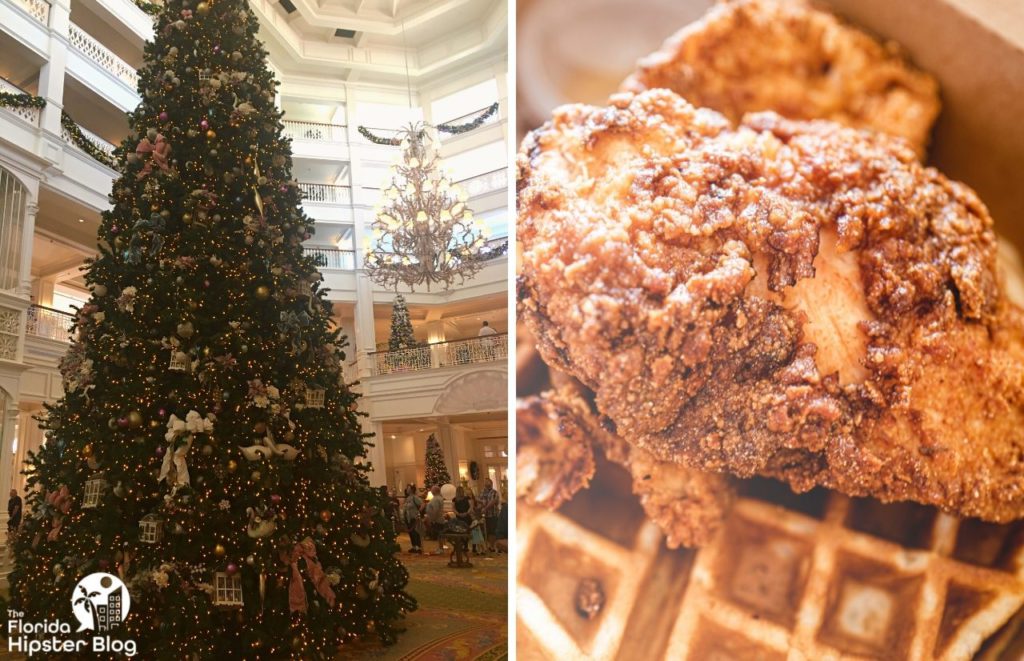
[516,469,1024,660]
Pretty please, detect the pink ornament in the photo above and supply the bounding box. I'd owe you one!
[271,494,281,505]
[159,111,169,122]
[156,446,166,458]
[226,563,239,575]
[200,119,209,129]
[110,225,120,234]
[117,417,129,429]
[158,408,167,418]
[204,280,211,288]
[213,45,220,53]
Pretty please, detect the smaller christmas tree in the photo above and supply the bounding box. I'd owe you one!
[424,434,451,489]
[388,295,416,351]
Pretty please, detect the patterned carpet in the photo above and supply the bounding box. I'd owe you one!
[340,534,509,660]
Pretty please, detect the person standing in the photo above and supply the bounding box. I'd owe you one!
[424,486,446,555]
[402,485,424,553]
[7,489,22,540]
[478,320,498,359]
[480,478,500,553]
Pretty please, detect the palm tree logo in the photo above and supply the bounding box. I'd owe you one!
[73,584,100,630]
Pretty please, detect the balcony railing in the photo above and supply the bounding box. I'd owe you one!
[455,168,507,197]
[305,247,355,270]
[26,305,74,342]
[11,0,49,23]
[283,120,346,143]
[369,333,507,376]
[0,78,41,126]
[299,183,351,205]
[68,23,139,88]
[61,121,117,158]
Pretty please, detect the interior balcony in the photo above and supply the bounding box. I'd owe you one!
[0,0,50,60]
[283,119,350,162]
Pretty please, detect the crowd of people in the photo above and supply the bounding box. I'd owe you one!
[387,478,508,556]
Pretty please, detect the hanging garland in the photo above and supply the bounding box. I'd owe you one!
[357,102,499,145]
[0,91,46,110]
[61,112,117,169]
[435,102,499,134]
[357,126,401,146]
[133,0,162,15]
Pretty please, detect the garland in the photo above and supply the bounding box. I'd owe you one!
[61,112,117,168]
[435,102,499,134]
[0,91,46,110]
[133,0,162,15]
[357,126,401,146]
[471,239,508,262]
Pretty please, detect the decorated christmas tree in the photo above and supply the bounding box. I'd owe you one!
[10,0,415,656]
[423,434,451,489]
[387,294,416,351]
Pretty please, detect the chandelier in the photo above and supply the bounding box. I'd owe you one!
[364,122,487,291]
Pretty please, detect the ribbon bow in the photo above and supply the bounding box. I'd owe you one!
[158,436,192,489]
[135,133,171,180]
[46,485,72,541]
[285,537,336,613]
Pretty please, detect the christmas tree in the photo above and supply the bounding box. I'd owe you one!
[423,434,451,489]
[10,0,415,656]
[387,294,416,351]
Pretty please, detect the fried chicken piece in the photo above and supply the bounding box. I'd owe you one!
[517,89,1024,523]
[622,0,940,157]
[517,385,734,547]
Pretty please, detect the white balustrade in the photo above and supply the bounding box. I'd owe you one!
[10,0,48,24]
[304,247,355,270]
[455,169,507,198]
[299,183,351,205]
[69,23,139,88]
[283,120,346,143]
[369,333,507,376]
[0,78,41,126]
[26,305,74,342]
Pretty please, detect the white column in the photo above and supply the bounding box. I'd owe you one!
[352,278,376,377]
[38,0,71,138]
[435,419,457,486]
[17,202,38,298]
[0,398,19,545]
[363,420,386,488]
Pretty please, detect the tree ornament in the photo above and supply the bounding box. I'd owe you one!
[254,285,271,300]
[319,509,332,523]
[128,410,144,428]
[214,543,226,557]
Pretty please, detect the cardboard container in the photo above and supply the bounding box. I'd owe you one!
[517,0,1024,251]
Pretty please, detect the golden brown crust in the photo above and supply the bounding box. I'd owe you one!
[517,89,1024,522]
[518,385,734,547]
[622,0,940,157]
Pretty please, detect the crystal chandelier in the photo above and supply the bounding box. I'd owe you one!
[364,122,487,291]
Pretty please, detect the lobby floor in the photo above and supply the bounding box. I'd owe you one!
[341,533,509,661]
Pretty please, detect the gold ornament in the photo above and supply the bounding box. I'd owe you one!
[196,1,209,14]
[227,460,238,473]
[254,285,271,300]
[127,411,144,428]
[206,129,217,140]
[319,509,332,523]
[214,543,226,557]
[82,443,93,457]
[254,422,267,434]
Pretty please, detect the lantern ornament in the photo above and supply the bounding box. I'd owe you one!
[138,513,164,544]
[169,351,190,372]
[83,474,108,508]
[214,571,244,606]
[305,387,325,409]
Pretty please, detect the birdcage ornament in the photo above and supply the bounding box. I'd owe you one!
[305,387,325,409]
[199,70,211,82]
[138,513,164,544]
[82,474,108,509]
[213,572,243,606]
[169,351,190,372]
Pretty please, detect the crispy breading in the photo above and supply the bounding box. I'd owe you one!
[517,385,734,547]
[517,89,1024,523]
[622,0,940,157]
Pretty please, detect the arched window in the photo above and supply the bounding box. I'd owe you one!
[0,167,27,292]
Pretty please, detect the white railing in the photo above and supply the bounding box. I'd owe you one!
[68,23,139,88]
[61,121,116,158]
[299,183,351,205]
[455,168,507,198]
[283,120,346,143]
[305,247,355,270]
[26,305,74,342]
[370,333,508,376]
[11,0,49,23]
[78,125,116,156]
[0,78,41,126]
